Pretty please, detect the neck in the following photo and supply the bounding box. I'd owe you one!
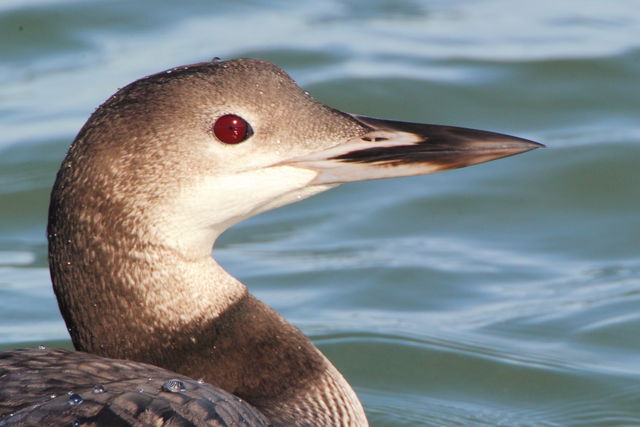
[48,183,367,425]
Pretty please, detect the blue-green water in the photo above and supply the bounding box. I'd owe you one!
[1,1,640,425]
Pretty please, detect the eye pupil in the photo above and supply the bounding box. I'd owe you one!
[213,114,251,144]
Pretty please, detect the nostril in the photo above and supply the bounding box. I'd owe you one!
[362,136,387,142]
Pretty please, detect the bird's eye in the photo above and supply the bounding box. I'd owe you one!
[213,114,252,144]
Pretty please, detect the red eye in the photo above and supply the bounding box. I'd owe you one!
[213,114,252,144]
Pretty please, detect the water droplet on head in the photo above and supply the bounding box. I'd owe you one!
[67,393,83,406]
[92,384,106,394]
[71,420,80,427]
[38,344,46,350]
[166,70,173,74]
[162,379,186,393]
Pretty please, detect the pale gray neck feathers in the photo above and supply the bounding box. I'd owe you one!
[48,170,367,426]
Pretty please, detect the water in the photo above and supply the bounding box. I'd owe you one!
[162,380,187,393]
[1,0,639,425]
[66,393,83,406]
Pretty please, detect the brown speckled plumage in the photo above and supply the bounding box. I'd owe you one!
[0,348,269,426]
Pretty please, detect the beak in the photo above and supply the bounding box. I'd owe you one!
[282,115,544,185]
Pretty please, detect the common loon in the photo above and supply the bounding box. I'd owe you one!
[0,58,542,426]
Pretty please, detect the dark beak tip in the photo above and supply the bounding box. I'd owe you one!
[526,139,546,149]
[524,142,545,151]
[508,138,545,152]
